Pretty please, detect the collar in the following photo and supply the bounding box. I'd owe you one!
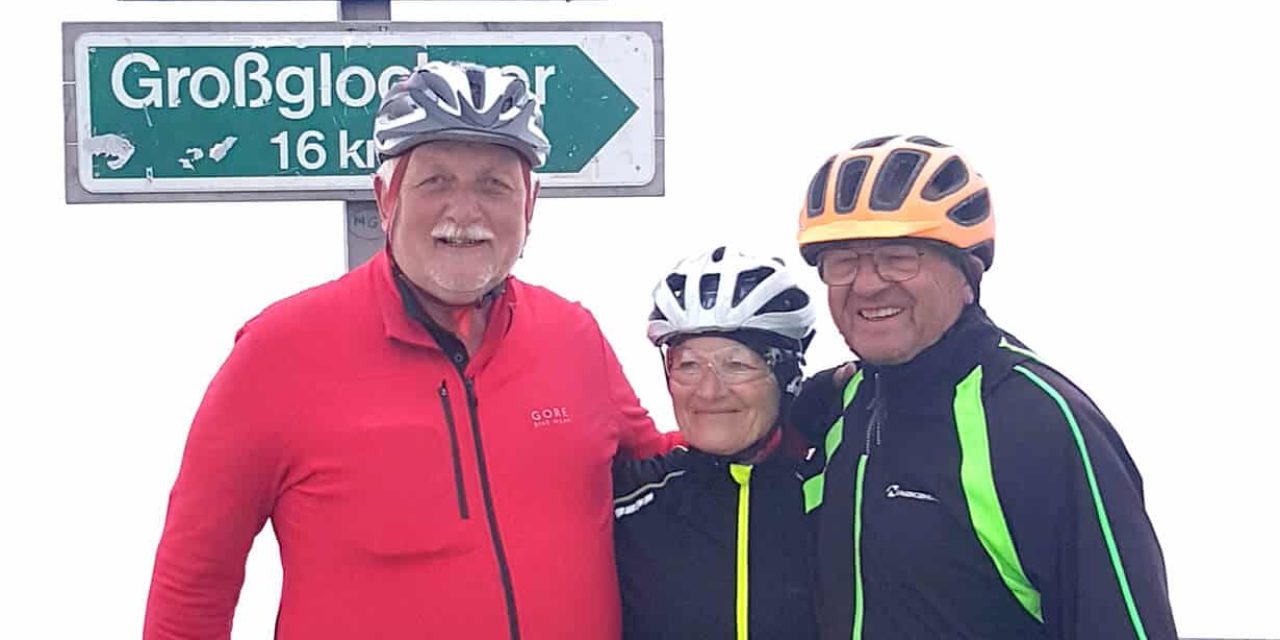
[859,304,1002,390]
[372,250,518,368]
[684,422,809,473]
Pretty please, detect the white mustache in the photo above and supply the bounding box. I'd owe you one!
[431,221,494,242]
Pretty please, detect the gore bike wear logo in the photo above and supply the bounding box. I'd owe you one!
[530,406,572,428]
[885,484,939,503]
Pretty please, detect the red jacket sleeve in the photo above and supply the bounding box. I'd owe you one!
[143,324,289,639]
[592,318,680,459]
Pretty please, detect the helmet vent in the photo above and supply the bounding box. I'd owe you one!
[666,274,687,310]
[870,149,928,211]
[699,274,720,310]
[947,189,991,227]
[711,246,726,262]
[465,67,485,106]
[835,156,870,213]
[806,159,833,217]
[421,73,457,111]
[921,157,970,201]
[732,266,776,306]
[906,135,948,148]
[853,135,896,150]
[759,288,811,314]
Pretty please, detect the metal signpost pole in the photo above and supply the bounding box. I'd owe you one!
[339,0,391,270]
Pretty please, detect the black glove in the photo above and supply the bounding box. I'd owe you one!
[786,366,848,445]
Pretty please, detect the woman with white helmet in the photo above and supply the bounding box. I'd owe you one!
[613,246,821,639]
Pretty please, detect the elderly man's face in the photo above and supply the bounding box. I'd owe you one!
[377,140,532,306]
[823,239,973,365]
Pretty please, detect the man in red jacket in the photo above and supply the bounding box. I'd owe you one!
[144,60,673,639]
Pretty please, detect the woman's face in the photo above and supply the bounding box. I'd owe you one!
[666,336,781,456]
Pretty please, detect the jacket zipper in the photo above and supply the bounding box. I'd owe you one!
[463,376,521,640]
[396,271,519,638]
[729,464,754,640]
[866,372,885,454]
[437,381,470,519]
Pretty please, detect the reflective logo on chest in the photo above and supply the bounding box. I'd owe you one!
[884,483,939,503]
[530,406,572,428]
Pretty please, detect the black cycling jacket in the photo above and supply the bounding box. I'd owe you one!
[793,304,1178,640]
[613,434,820,640]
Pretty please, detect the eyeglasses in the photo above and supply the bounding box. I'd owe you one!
[818,244,925,285]
[665,345,771,386]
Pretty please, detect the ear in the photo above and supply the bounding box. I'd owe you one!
[525,174,540,226]
[947,252,982,305]
[374,155,410,233]
[965,255,984,304]
[372,173,392,232]
[966,254,985,277]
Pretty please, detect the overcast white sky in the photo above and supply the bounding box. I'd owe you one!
[2,1,1277,637]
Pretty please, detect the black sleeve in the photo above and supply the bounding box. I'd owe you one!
[613,448,687,502]
[788,367,844,445]
[986,364,1178,640]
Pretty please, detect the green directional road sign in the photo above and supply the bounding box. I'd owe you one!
[63,23,663,202]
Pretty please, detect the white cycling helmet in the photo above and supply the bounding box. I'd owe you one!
[648,246,817,348]
[373,60,551,168]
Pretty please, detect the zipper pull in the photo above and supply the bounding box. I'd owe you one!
[865,398,876,453]
[866,372,885,452]
[464,377,477,409]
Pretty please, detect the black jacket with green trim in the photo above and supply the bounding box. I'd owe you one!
[612,441,820,639]
[792,304,1177,639]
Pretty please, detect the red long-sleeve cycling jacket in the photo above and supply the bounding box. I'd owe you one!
[144,250,671,639]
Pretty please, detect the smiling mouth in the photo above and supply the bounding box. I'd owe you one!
[435,238,488,248]
[859,306,905,320]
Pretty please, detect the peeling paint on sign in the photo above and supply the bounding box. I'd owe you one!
[209,136,238,162]
[84,133,136,171]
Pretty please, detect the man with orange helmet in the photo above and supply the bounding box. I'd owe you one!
[792,135,1178,638]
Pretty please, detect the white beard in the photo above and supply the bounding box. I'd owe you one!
[426,261,500,299]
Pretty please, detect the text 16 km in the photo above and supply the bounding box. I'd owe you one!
[268,129,376,172]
